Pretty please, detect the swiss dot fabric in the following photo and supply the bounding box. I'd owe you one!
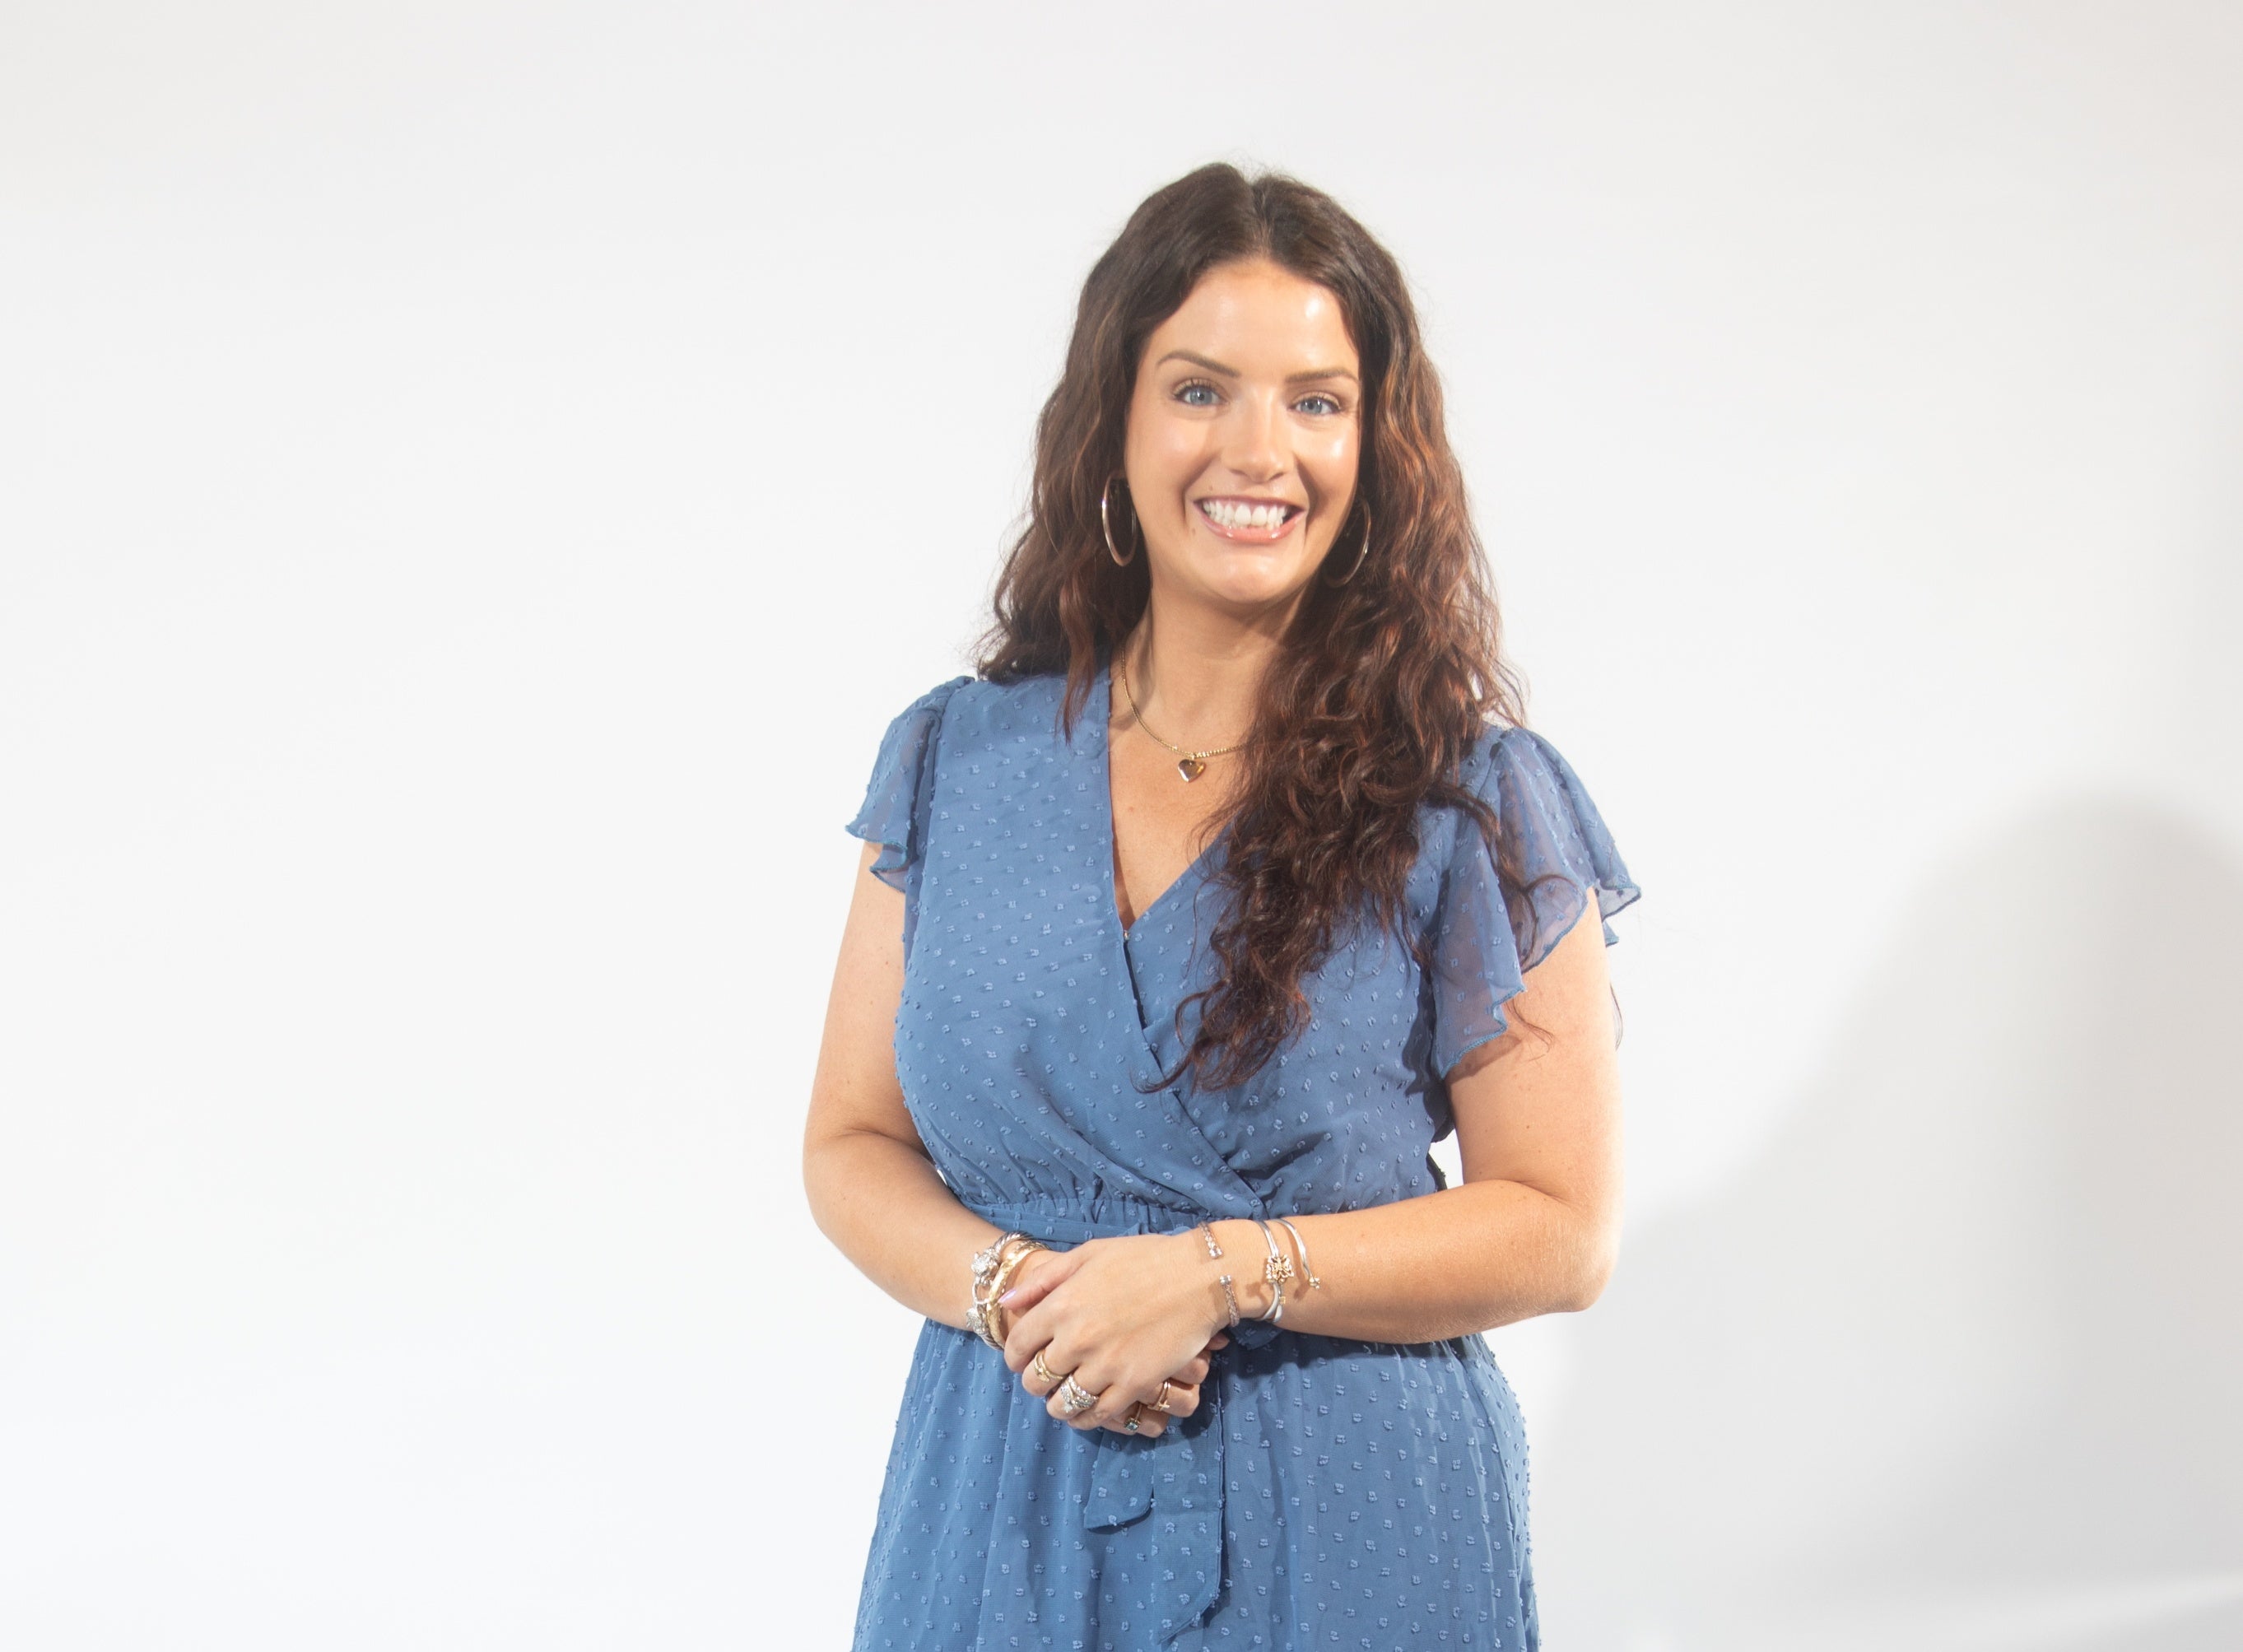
[843,663,1640,1651]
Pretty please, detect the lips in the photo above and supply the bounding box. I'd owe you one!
[1195,496,1303,542]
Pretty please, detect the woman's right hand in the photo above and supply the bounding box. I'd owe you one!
[1000,1247,1229,1437]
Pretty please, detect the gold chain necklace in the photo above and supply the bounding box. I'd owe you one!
[1115,648,1247,783]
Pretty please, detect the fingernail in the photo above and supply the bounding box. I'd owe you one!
[998,1287,1018,1305]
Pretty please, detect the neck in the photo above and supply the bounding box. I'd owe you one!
[1117,591,1295,749]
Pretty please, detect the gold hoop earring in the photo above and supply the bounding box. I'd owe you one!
[1100,475,1138,568]
[1324,503,1373,586]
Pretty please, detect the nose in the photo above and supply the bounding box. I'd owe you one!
[1220,389,1287,484]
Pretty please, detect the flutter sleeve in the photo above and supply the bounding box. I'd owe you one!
[1426,724,1642,1077]
[844,675,973,893]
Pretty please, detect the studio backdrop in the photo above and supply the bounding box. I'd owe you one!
[2,4,2238,1648]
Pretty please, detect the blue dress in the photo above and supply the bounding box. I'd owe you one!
[844,664,1639,1652]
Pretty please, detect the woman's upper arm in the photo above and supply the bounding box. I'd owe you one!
[804,839,927,1161]
[1445,887,1625,1295]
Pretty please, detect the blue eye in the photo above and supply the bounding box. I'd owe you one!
[1175,380,1221,407]
[1297,393,1343,416]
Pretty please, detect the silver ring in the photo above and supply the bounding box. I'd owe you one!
[1057,1375,1101,1416]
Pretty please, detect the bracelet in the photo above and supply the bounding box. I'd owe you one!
[1250,1217,1295,1323]
[984,1240,1045,1344]
[1181,1221,1240,1330]
[1213,1271,1240,1329]
[984,1236,1045,1347]
[966,1236,1012,1347]
[967,1231,1041,1348]
[971,1231,1026,1291]
[1273,1217,1321,1291]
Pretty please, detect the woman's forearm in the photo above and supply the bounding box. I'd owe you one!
[807,1125,1612,1345]
[1205,1178,1615,1344]
[803,1128,1003,1332]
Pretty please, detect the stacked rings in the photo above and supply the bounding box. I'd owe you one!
[1034,1348,1106,1421]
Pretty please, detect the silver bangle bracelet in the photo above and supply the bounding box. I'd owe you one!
[967,1230,1035,1348]
[1250,1217,1294,1323]
[1273,1216,1322,1291]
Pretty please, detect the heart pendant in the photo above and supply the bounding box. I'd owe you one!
[1176,756,1207,783]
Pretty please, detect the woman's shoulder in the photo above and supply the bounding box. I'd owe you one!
[1419,719,1531,821]
[1436,716,1640,923]
[1441,719,1598,808]
[1421,719,1632,881]
[886,667,1073,710]
[868,669,1083,765]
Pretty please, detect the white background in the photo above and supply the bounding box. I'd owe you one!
[3,3,2238,1648]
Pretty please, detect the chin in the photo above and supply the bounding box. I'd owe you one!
[1188,549,1314,598]
[1194,571,1307,610]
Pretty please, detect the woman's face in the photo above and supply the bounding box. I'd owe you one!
[1122,257,1362,617]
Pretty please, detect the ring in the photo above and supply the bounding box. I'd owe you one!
[1031,1349,1059,1385]
[1124,1403,1143,1433]
[1150,1379,1174,1413]
[1057,1375,1101,1416]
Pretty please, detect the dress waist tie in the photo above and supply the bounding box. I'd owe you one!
[967,1192,1283,1645]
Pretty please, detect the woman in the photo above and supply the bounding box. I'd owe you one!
[804,163,1640,1651]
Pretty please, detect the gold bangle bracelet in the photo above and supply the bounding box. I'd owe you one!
[970,1232,1041,1347]
[990,1236,1040,1298]
[985,1240,1044,1344]
[968,1231,1026,1347]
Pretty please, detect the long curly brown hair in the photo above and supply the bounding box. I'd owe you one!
[973,161,1560,1095]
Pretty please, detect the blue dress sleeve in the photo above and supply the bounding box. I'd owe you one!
[845,676,972,891]
[1427,724,1642,1077]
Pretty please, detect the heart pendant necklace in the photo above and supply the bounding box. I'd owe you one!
[1115,649,1246,784]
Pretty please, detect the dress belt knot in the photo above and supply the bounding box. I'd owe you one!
[967,1190,1282,1644]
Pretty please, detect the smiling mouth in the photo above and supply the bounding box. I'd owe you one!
[1195,497,1303,540]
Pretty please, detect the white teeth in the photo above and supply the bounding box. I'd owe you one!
[1203,500,1291,531]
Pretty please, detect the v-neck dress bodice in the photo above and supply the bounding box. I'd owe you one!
[843,665,1639,1651]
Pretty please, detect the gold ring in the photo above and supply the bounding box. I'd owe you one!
[1031,1349,1059,1385]
[1057,1375,1101,1416]
[1151,1379,1174,1413]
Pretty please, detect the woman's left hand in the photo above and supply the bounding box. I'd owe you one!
[999,1231,1230,1432]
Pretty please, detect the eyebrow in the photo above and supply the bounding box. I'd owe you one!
[1154,349,1361,385]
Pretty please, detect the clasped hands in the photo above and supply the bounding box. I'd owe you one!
[997,1229,1231,1438]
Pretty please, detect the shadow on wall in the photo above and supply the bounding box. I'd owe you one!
[1538,798,2243,1652]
